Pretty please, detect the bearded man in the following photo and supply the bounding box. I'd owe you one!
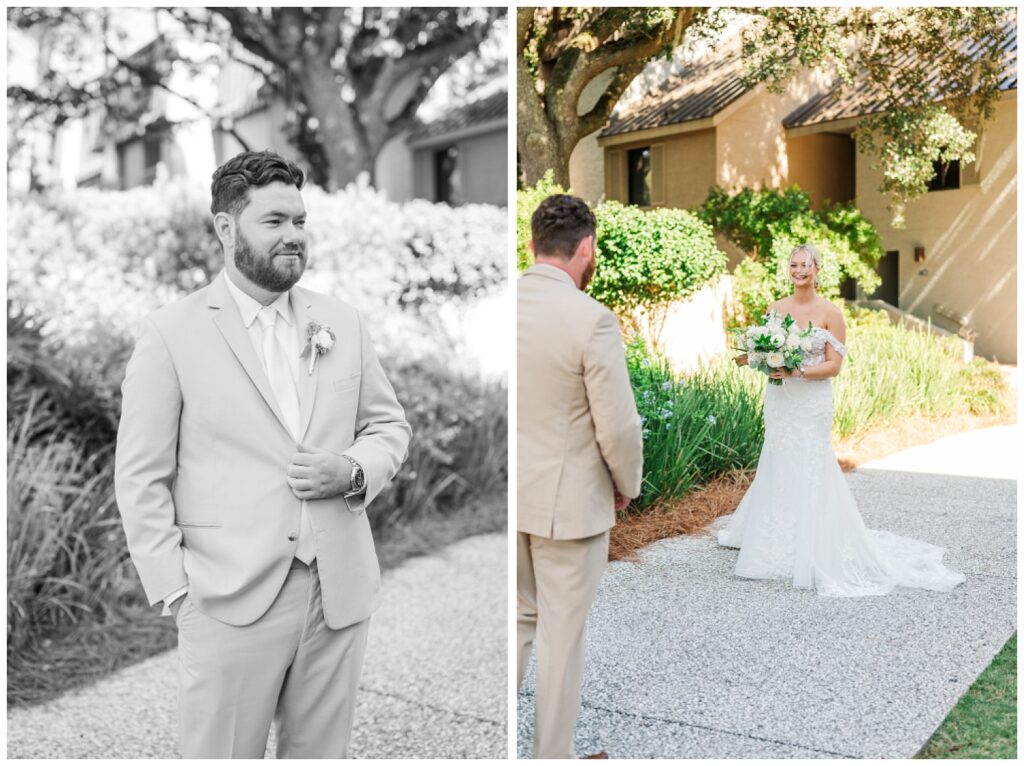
[115,149,411,758]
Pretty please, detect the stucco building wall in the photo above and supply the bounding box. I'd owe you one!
[854,95,1017,362]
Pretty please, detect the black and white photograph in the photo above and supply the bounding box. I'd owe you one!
[7,6,508,758]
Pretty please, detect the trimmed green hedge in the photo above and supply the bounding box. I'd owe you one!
[517,175,728,319]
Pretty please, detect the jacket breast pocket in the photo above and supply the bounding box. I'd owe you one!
[333,373,361,394]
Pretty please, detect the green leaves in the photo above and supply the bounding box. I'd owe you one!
[589,201,727,316]
[698,185,884,323]
[626,337,765,511]
[739,6,1012,226]
[516,175,728,319]
[858,105,978,227]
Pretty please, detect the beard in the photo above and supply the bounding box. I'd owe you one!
[579,257,596,291]
[234,231,307,293]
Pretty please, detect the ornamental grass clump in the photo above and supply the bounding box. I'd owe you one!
[626,339,763,512]
[832,306,1007,438]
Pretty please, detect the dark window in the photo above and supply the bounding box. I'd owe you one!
[869,250,900,305]
[143,132,163,184]
[434,146,459,204]
[628,147,651,206]
[928,159,960,191]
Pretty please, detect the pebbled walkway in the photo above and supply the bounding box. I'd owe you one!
[518,426,1017,758]
[7,533,507,759]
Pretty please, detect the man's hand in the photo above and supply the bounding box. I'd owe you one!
[734,353,748,367]
[287,444,350,500]
[614,491,631,512]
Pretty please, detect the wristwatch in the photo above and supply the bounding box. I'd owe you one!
[343,455,365,495]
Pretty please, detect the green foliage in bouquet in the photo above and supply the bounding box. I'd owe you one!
[736,311,815,386]
[698,186,884,324]
[626,337,764,511]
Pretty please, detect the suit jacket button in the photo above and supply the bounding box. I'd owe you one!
[288,533,297,542]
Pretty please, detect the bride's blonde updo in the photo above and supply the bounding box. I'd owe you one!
[790,243,822,288]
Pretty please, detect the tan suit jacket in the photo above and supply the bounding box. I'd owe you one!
[115,272,411,629]
[517,264,643,540]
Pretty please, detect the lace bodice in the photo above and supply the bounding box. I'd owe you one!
[802,327,847,367]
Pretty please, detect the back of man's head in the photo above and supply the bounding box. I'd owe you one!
[531,194,596,260]
[210,150,305,217]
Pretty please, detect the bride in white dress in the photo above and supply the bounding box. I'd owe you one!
[716,244,965,596]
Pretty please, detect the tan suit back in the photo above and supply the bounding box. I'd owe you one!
[517,264,643,540]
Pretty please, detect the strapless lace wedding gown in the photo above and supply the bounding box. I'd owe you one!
[716,328,965,596]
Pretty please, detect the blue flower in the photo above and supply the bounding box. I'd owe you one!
[661,381,672,391]
[658,408,672,419]
[707,415,717,425]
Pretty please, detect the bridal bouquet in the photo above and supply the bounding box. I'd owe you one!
[735,311,814,386]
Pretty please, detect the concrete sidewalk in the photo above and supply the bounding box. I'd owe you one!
[7,533,507,759]
[518,426,1017,758]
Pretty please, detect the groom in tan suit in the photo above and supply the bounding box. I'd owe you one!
[517,194,644,758]
[115,150,411,758]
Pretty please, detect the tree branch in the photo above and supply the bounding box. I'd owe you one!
[210,8,288,67]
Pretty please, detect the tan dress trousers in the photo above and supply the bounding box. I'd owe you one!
[175,560,370,758]
[517,530,610,759]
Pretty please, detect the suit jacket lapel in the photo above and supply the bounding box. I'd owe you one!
[207,273,292,437]
[290,287,319,442]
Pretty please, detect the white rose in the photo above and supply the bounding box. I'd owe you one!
[771,332,785,348]
[315,330,334,349]
[766,352,785,368]
[800,337,813,352]
[786,333,801,348]
[749,351,764,365]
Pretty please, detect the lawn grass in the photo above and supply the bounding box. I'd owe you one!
[6,490,506,709]
[917,633,1017,759]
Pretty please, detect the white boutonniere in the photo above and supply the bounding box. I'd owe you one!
[305,321,335,375]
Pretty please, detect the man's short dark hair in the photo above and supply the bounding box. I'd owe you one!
[531,194,597,259]
[210,150,305,216]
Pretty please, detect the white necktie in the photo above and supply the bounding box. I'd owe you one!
[258,306,314,564]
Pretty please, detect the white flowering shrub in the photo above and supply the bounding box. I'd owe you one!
[7,177,505,365]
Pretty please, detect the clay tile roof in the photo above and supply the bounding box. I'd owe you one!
[408,89,507,142]
[784,23,1016,130]
[600,43,751,138]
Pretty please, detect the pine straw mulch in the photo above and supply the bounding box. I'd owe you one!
[609,471,753,562]
[610,384,1017,563]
